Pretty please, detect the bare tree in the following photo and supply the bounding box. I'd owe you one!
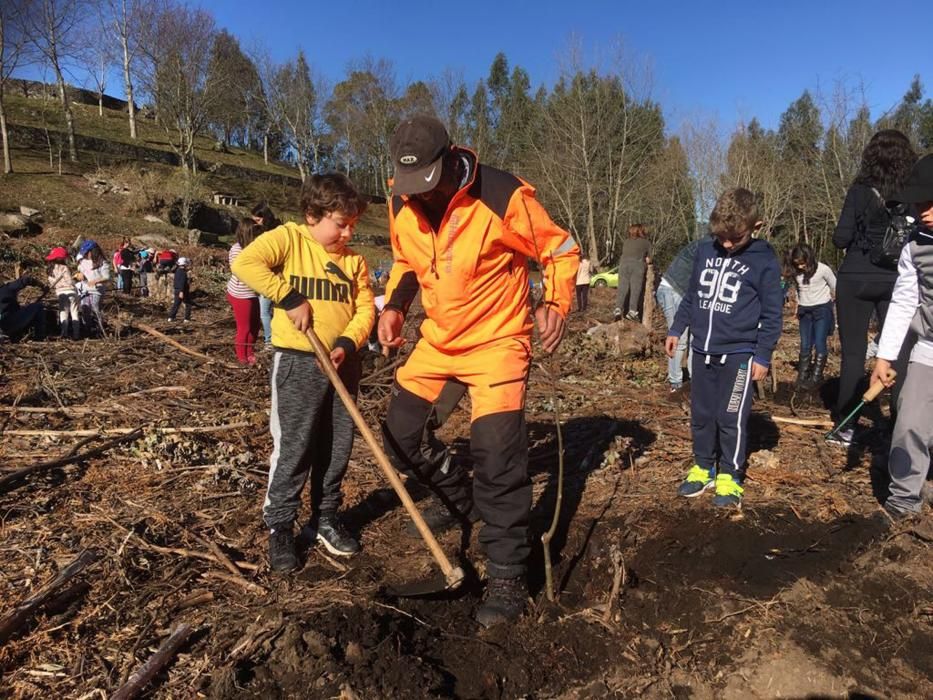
[326,56,400,197]
[261,49,328,181]
[528,47,665,264]
[138,1,218,172]
[20,0,86,162]
[1,0,34,173]
[98,0,149,139]
[680,115,725,236]
[77,15,116,117]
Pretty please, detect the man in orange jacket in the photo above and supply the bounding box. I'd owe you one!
[379,115,579,627]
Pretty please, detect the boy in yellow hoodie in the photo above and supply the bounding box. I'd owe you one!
[232,173,374,572]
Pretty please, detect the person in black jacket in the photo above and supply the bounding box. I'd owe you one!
[167,257,192,322]
[0,276,48,341]
[829,129,917,446]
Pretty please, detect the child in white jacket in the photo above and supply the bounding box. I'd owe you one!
[46,246,80,340]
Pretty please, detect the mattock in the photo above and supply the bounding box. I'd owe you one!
[305,328,464,595]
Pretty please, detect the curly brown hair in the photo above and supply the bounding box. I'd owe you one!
[709,188,760,237]
[628,223,647,239]
[300,173,368,223]
[854,129,918,200]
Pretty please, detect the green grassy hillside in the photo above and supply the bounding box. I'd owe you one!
[1,92,391,269]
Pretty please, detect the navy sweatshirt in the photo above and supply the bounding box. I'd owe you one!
[173,267,190,294]
[669,238,783,367]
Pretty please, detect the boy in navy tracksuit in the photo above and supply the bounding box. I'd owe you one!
[666,188,783,506]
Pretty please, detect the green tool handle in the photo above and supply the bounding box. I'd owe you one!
[862,368,897,402]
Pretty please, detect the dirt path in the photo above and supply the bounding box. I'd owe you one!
[0,281,930,699]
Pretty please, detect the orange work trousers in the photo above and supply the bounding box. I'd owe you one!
[395,336,531,420]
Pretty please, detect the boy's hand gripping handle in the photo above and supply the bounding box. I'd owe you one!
[304,328,464,590]
[863,368,897,403]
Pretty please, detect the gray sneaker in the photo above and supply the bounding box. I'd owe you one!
[826,427,855,447]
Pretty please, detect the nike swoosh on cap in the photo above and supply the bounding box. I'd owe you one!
[424,166,437,182]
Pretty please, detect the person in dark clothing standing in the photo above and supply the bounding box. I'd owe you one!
[829,129,917,446]
[0,276,47,342]
[167,257,192,322]
[614,223,651,321]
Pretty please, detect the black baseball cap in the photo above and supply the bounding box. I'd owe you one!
[895,154,933,203]
[390,115,450,196]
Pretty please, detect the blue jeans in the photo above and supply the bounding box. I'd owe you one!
[798,302,834,356]
[259,295,273,343]
[657,283,692,388]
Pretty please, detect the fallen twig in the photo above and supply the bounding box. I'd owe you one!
[4,421,251,438]
[771,415,834,428]
[0,429,145,494]
[110,622,195,700]
[0,549,99,645]
[134,321,217,363]
[602,544,626,624]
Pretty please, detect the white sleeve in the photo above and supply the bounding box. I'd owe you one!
[823,263,836,296]
[877,246,918,361]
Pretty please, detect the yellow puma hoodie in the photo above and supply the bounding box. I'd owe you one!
[231,221,374,355]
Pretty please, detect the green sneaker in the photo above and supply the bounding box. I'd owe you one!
[712,473,744,507]
[677,465,715,498]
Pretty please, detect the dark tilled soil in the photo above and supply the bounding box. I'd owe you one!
[1,254,930,699]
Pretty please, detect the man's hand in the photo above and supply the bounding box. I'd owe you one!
[869,358,896,388]
[378,308,405,349]
[664,335,678,358]
[177,291,184,300]
[286,302,313,333]
[751,361,769,382]
[535,305,566,353]
[329,347,346,369]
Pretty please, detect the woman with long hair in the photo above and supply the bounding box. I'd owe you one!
[829,129,917,445]
[614,223,651,321]
[784,243,836,388]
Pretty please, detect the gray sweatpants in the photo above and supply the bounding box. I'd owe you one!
[887,361,933,514]
[263,350,360,528]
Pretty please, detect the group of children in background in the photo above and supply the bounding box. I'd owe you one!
[33,239,192,340]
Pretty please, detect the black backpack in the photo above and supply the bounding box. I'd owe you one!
[857,188,917,270]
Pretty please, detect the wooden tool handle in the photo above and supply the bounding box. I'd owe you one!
[305,329,463,588]
[862,368,897,402]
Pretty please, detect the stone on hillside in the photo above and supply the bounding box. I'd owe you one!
[19,206,41,219]
[187,228,219,246]
[136,233,175,248]
[0,212,42,238]
[584,320,651,357]
[144,214,167,224]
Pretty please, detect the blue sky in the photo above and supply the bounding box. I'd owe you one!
[190,0,928,133]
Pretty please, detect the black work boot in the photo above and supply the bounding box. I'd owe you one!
[476,575,528,628]
[268,524,298,573]
[59,321,68,339]
[405,497,479,537]
[314,514,360,557]
[810,354,827,386]
[71,322,81,340]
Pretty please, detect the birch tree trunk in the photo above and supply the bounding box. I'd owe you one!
[0,97,11,174]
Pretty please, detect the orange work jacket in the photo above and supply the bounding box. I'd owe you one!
[384,148,579,353]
